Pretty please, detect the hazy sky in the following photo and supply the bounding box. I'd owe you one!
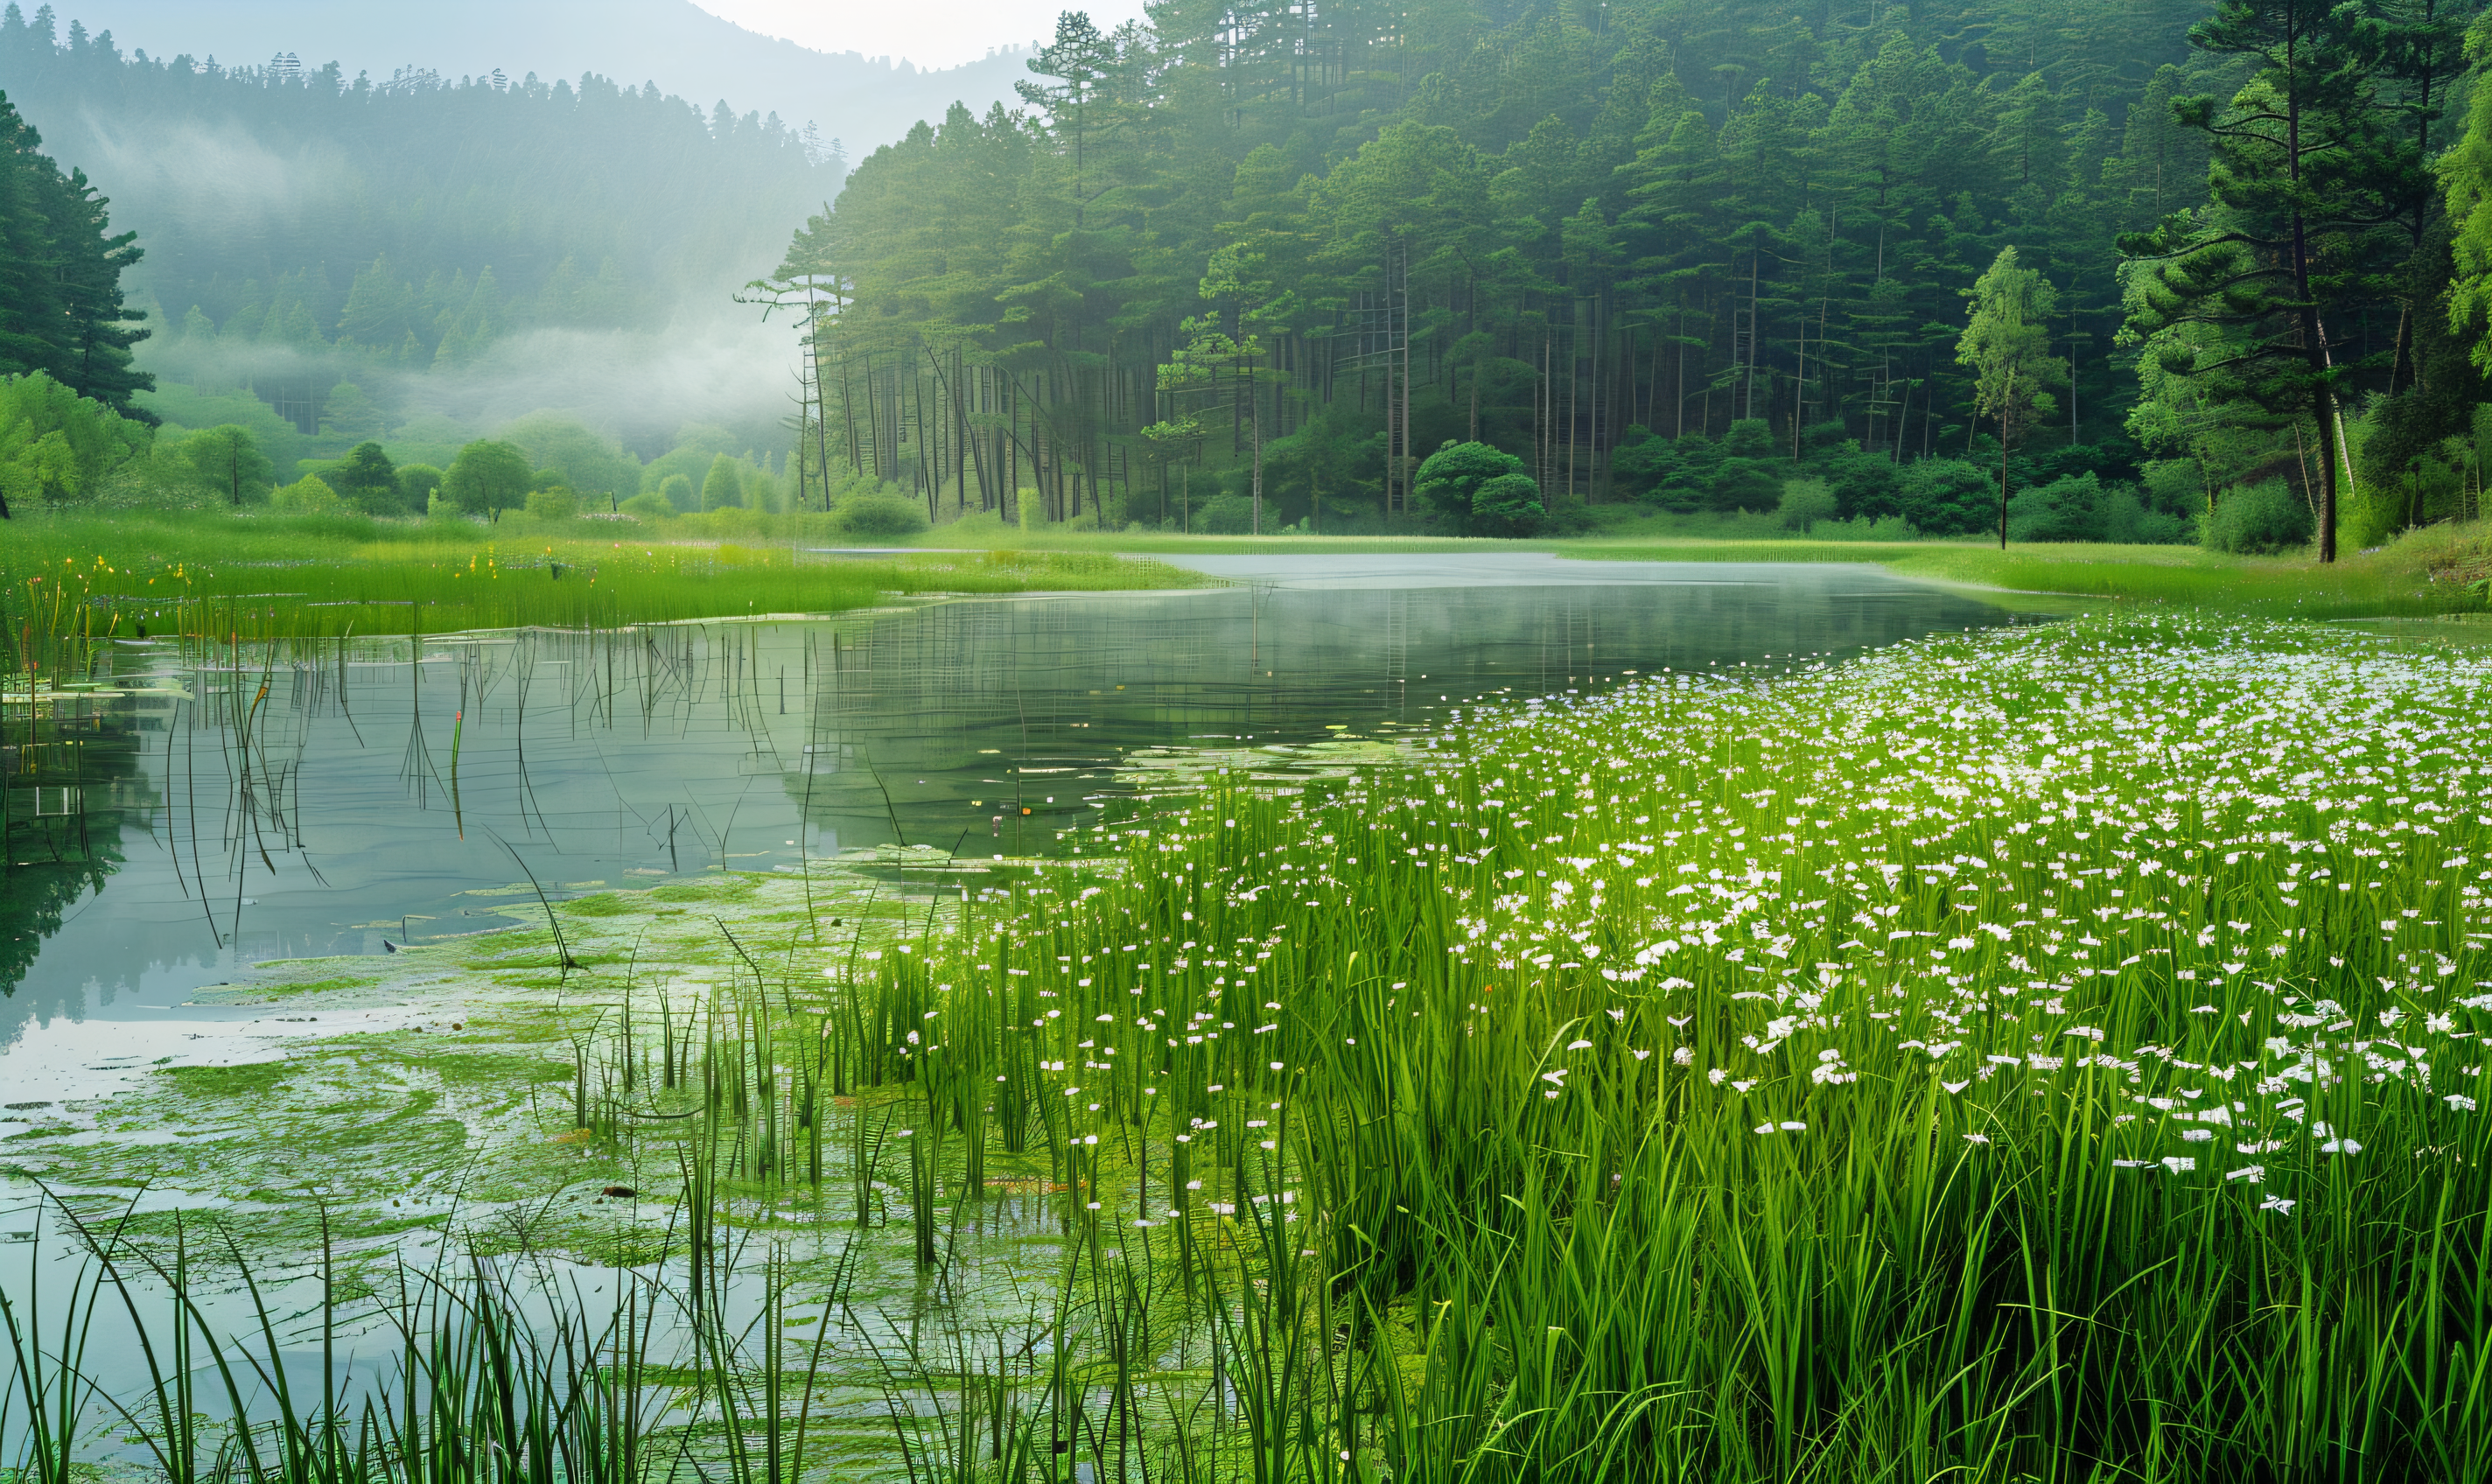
[695,0,1150,70]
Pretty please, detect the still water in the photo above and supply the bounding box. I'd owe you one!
[0,557,2012,1080]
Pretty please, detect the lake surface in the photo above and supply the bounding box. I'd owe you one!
[0,557,2013,1095]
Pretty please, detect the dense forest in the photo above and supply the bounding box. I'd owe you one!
[16,0,2492,553]
[771,0,2492,551]
[0,1,842,434]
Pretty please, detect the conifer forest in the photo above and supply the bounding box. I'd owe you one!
[763,0,2492,553]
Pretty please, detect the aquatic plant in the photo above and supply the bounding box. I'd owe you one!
[10,610,2489,1480]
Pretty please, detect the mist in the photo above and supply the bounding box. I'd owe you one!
[139,305,807,459]
[47,0,1028,156]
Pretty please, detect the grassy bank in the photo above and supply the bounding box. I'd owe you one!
[12,611,2487,1480]
[849,609,2492,1479]
[0,509,1202,668]
[1569,521,2492,618]
[797,513,2492,620]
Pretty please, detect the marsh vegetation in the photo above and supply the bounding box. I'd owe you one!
[6,590,2487,1480]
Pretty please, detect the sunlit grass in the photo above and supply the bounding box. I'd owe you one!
[12,521,2492,1477]
[1568,519,2492,618]
[0,509,1202,666]
[821,608,2490,1477]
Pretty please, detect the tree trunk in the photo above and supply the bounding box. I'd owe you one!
[1998,368,2012,550]
[2311,379,2343,563]
[1250,379,1264,536]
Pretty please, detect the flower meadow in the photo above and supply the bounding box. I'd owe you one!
[838,612,2492,1480]
[12,612,2491,1484]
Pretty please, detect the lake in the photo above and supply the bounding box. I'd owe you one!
[0,554,2012,1110]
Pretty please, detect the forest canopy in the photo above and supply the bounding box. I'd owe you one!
[766,0,2492,553]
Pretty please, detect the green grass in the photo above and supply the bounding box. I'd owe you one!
[0,508,1203,665]
[1564,529,2491,619]
[18,609,2475,1481]
[13,507,2492,1480]
[786,609,2492,1480]
[784,509,2492,620]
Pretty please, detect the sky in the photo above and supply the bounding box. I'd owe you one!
[693,0,1150,70]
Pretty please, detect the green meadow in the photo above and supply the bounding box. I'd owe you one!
[0,509,1203,659]
[5,523,2491,1482]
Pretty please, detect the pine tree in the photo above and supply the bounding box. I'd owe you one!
[0,86,153,416]
[2121,0,2421,562]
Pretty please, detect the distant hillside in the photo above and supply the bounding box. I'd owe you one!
[0,3,849,445]
[44,0,1030,154]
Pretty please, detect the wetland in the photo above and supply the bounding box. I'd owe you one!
[3,555,2081,1482]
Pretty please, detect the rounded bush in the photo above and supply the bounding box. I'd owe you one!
[2200,479,2313,555]
[829,490,931,540]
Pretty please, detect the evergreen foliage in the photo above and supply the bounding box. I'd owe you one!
[324,439,401,513]
[769,1,2250,536]
[698,452,744,510]
[753,0,2492,550]
[0,84,150,416]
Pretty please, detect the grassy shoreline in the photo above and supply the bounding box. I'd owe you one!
[8,510,2483,660]
[0,510,1207,667]
[10,606,2489,1480]
[930,516,2492,620]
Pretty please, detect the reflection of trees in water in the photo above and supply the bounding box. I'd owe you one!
[3,720,150,999]
[778,580,2012,850]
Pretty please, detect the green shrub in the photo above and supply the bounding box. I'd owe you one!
[2103,485,2195,545]
[1190,491,1258,534]
[1416,441,1544,535]
[2007,472,2109,542]
[1704,457,1782,512]
[1471,471,1546,536]
[2201,478,2314,555]
[1777,478,1839,531]
[827,488,930,540]
[326,442,403,514]
[618,492,675,521]
[699,454,745,510]
[524,486,579,522]
[270,473,343,514]
[1898,458,1995,536]
[1,372,152,513]
[397,462,444,510]
[1611,424,1683,501]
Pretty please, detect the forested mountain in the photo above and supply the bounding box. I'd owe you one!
[773,0,2489,548]
[0,2,840,436]
[42,0,1036,162]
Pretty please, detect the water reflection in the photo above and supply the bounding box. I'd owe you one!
[1,567,2008,1036]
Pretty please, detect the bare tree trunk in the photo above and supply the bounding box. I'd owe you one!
[1998,368,2012,550]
